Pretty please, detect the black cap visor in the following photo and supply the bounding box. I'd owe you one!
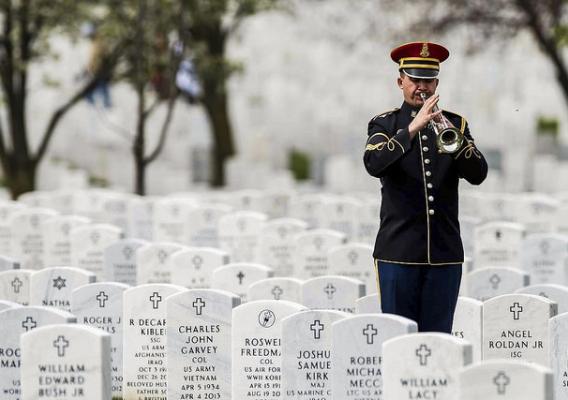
[401,68,439,79]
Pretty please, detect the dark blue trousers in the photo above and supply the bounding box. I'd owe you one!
[376,261,462,333]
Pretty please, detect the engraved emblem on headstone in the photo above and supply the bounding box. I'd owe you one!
[171,205,180,216]
[348,250,358,265]
[363,324,378,345]
[96,291,109,308]
[538,291,549,298]
[52,276,67,290]
[30,215,39,228]
[61,223,71,235]
[277,226,287,239]
[11,277,23,293]
[310,320,325,339]
[157,250,168,264]
[489,274,501,289]
[495,230,502,240]
[193,297,206,315]
[191,255,203,270]
[22,316,37,332]
[271,286,283,300]
[243,196,251,207]
[324,283,336,300]
[493,371,510,395]
[237,271,245,285]
[203,210,213,223]
[416,344,432,366]
[90,230,101,244]
[509,302,523,320]
[122,246,134,260]
[53,335,70,357]
[313,237,324,251]
[237,218,247,232]
[149,292,162,309]
[337,204,344,214]
[258,309,275,328]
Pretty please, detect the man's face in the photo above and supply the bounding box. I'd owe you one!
[397,73,439,107]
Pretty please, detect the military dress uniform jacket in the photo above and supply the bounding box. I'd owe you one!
[364,101,488,265]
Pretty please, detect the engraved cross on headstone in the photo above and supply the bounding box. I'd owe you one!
[271,286,283,300]
[495,230,502,240]
[193,298,206,315]
[11,277,23,293]
[324,283,336,300]
[157,250,168,264]
[310,320,325,339]
[348,250,358,265]
[237,271,245,285]
[363,324,378,345]
[96,291,109,308]
[510,302,523,320]
[192,255,203,270]
[493,371,510,394]
[416,344,432,366]
[53,335,70,357]
[150,292,162,309]
[489,274,501,290]
[22,316,37,332]
[122,246,134,260]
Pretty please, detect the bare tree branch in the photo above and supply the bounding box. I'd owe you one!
[144,92,178,165]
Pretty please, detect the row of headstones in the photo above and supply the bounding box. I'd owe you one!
[0,267,373,313]
[0,284,568,400]
[1,287,563,399]
[12,189,381,242]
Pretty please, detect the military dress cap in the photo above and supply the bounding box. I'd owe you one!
[390,41,450,79]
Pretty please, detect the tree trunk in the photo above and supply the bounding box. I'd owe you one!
[4,159,36,199]
[134,154,146,195]
[202,89,235,187]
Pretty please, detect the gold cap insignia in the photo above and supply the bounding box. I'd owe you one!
[420,43,430,58]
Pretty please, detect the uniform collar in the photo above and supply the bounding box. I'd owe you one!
[401,101,420,118]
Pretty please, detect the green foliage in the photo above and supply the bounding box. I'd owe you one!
[288,148,311,181]
[536,115,560,136]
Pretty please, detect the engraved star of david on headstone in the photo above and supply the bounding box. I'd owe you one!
[96,291,109,308]
[363,324,378,345]
[310,320,324,339]
[149,292,162,309]
[11,277,23,293]
[52,276,66,290]
[122,246,134,260]
[416,344,432,366]
[193,298,206,315]
[90,230,101,245]
[510,302,523,320]
[489,274,501,290]
[271,286,283,300]
[53,335,70,357]
[22,316,37,332]
[258,309,275,328]
[324,283,336,300]
[493,371,510,394]
[157,250,168,264]
[348,250,358,265]
[191,255,203,270]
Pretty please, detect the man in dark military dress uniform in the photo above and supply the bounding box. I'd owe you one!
[363,42,488,333]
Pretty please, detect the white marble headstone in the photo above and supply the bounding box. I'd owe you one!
[43,215,90,267]
[211,262,274,302]
[0,201,26,256]
[0,269,33,305]
[122,283,186,400]
[0,299,21,310]
[10,208,57,270]
[356,293,382,314]
[231,300,306,400]
[0,306,76,399]
[356,198,380,245]
[0,255,19,271]
[218,211,268,263]
[128,195,155,240]
[459,360,553,399]
[473,222,525,269]
[184,203,232,248]
[319,196,362,240]
[483,294,557,366]
[153,197,197,244]
[30,267,96,311]
[383,333,473,400]
[247,277,304,303]
[21,324,111,400]
[70,223,123,280]
[71,282,129,398]
[302,276,366,313]
[452,296,483,362]
[516,284,568,313]
[327,243,375,293]
[332,314,417,400]
[467,267,530,301]
[166,289,240,400]
[136,242,185,284]
[520,234,568,285]
[169,247,230,289]
[294,229,347,279]
[549,312,568,400]
[104,238,148,285]
[281,309,347,400]
[289,194,327,228]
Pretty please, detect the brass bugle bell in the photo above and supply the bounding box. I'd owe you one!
[419,93,464,154]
